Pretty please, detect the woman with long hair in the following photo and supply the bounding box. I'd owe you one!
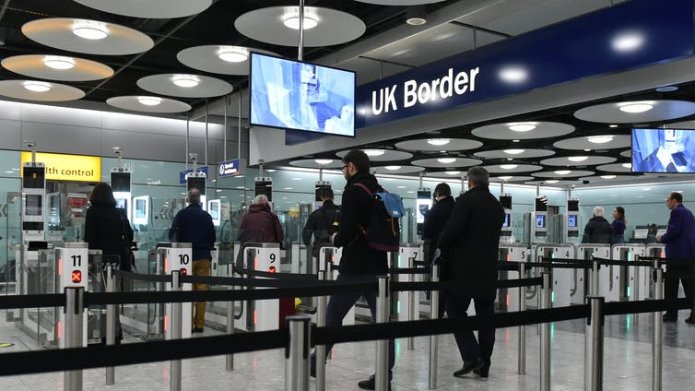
[611,206,626,244]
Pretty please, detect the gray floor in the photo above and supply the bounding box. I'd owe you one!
[0,309,693,391]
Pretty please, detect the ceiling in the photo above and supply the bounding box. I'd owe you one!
[2,0,695,186]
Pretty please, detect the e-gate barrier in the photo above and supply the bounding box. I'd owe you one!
[238,242,281,331]
[535,244,576,307]
[498,244,530,312]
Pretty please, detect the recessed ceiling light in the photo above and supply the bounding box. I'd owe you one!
[363,149,385,156]
[642,187,651,191]
[609,124,618,128]
[655,85,678,92]
[292,177,302,181]
[622,163,632,169]
[500,164,518,170]
[618,101,654,113]
[601,175,616,179]
[512,139,520,143]
[427,138,450,146]
[397,185,407,189]
[217,46,249,63]
[283,187,293,190]
[504,149,525,155]
[499,66,528,84]
[314,159,333,165]
[587,135,614,144]
[611,32,644,52]
[384,166,401,171]
[555,170,571,175]
[498,176,513,180]
[283,11,319,30]
[445,171,460,175]
[568,156,588,162]
[507,122,537,132]
[137,96,162,106]
[266,169,276,172]
[545,180,559,184]
[171,74,200,88]
[43,55,75,70]
[438,158,456,164]
[23,81,51,93]
[72,19,109,40]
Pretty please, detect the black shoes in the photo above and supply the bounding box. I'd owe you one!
[453,357,485,378]
[357,374,392,390]
[473,361,491,378]
[192,327,204,333]
[662,314,677,322]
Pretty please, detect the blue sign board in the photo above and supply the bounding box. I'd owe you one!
[179,166,208,184]
[218,159,243,177]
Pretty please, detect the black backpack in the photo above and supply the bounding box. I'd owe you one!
[353,183,404,252]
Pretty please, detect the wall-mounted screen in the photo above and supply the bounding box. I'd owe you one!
[535,214,546,229]
[116,198,128,211]
[25,195,42,216]
[633,228,649,239]
[208,199,221,226]
[632,128,695,173]
[250,52,355,137]
[111,172,131,192]
[502,213,511,228]
[499,195,512,210]
[132,196,149,226]
[656,228,667,237]
[416,190,432,224]
[568,214,577,228]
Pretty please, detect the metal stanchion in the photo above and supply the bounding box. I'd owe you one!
[226,264,234,371]
[428,264,440,390]
[285,315,311,391]
[105,264,116,385]
[375,275,390,391]
[591,260,600,296]
[518,262,527,375]
[652,262,663,391]
[315,269,328,391]
[64,287,85,391]
[539,272,551,391]
[584,296,605,391]
[407,255,416,350]
[170,271,182,391]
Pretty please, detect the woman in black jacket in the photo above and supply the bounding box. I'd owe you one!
[582,206,612,244]
[85,183,134,271]
[422,183,455,264]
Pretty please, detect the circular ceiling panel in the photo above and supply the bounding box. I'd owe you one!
[411,157,482,168]
[490,176,535,182]
[596,162,634,173]
[22,18,154,56]
[73,0,212,18]
[235,7,365,47]
[525,179,581,186]
[620,149,632,158]
[474,148,555,159]
[471,121,575,140]
[288,159,343,169]
[137,74,233,98]
[539,156,616,166]
[355,1,446,4]
[335,149,412,162]
[395,138,483,152]
[553,135,630,150]
[574,100,695,124]
[106,96,191,113]
[177,46,278,75]
[373,165,425,174]
[580,175,642,183]
[532,170,595,178]
[1,55,113,81]
[482,164,543,174]
[425,171,466,178]
[0,80,84,102]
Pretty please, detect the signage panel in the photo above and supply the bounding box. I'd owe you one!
[179,166,208,184]
[218,159,243,177]
[20,152,101,182]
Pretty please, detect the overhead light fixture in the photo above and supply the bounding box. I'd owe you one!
[292,177,302,181]
[43,55,75,70]
[545,180,559,184]
[611,31,644,53]
[445,171,460,175]
[504,149,525,155]
[555,170,571,175]
[618,101,654,113]
[283,9,319,30]
[137,96,162,106]
[438,157,456,164]
[171,74,200,88]
[405,6,427,26]
[507,122,537,132]
[601,175,616,179]
[655,85,678,92]
[23,81,51,92]
[363,149,385,157]
[266,169,276,172]
[498,66,528,84]
[427,138,450,146]
[217,46,249,63]
[500,164,518,170]
[72,19,109,40]
[568,156,589,162]
[384,166,401,171]
[512,139,520,143]
[314,159,333,165]
[609,124,618,128]
[622,163,632,169]
[498,176,513,181]
[587,135,614,144]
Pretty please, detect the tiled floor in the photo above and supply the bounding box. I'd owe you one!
[0,309,693,390]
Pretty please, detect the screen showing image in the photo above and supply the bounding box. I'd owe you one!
[416,197,432,224]
[25,195,42,216]
[633,229,648,239]
[656,228,667,237]
[632,128,695,173]
[111,172,130,192]
[499,195,512,210]
[568,214,577,228]
[116,198,128,211]
[250,52,356,137]
[135,199,146,219]
[535,214,546,229]
[209,202,220,220]
[502,213,511,228]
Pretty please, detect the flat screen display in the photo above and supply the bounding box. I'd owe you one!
[656,228,667,237]
[25,195,42,216]
[535,214,546,229]
[633,229,648,239]
[502,213,511,228]
[209,201,220,221]
[135,199,146,219]
[111,172,130,192]
[568,214,577,228]
[116,198,128,211]
[499,195,512,210]
[187,176,206,195]
[250,52,356,137]
[632,128,695,173]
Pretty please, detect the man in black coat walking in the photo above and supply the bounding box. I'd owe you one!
[437,167,505,379]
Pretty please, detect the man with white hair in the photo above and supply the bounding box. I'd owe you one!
[581,206,612,243]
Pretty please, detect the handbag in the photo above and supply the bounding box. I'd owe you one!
[118,211,135,271]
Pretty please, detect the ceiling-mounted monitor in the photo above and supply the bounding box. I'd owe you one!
[632,128,695,173]
[250,52,356,137]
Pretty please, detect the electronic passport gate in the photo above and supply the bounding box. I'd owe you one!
[398,244,422,322]
[498,244,530,312]
[162,243,192,340]
[612,244,646,301]
[318,246,354,326]
[577,244,612,301]
[57,243,89,348]
[536,245,576,307]
[243,243,280,332]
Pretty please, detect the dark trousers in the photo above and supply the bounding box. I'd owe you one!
[445,289,496,363]
[313,272,395,374]
[665,263,694,317]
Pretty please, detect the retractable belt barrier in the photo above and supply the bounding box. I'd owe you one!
[388,267,429,274]
[112,269,173,283]
[391,277,542,292]
[539,257,655,269]
[0,293,64,310]
[235,268,319,281]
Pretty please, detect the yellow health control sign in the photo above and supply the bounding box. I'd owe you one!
[20,152,101,182]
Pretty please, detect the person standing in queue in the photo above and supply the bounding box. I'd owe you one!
[581,206,612,243]
[237,194,284,246]
[611,206,627,244]
[437,167,505,379]
[169,189,216,333]
[422,182,455,316]
[302,187,340,262]
[656,192,695,323]
[310,149,395,390]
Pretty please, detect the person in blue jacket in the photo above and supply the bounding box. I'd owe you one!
[610,206,626,244]
[657,192,695,323]
[170,189,216,332]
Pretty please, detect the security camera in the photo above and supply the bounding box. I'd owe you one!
[23,140,36,149]
[113,146,122,156]
[582,180,590,184]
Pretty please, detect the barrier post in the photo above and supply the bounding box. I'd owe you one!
[105,264,116,385]
[584,296,605,391]
[518,262,527,375]
[64,287,85,391]
[170,271,182,391]
[285,315,311,391]
[591,260,600,296]
[429,264,440,389]
[225,299,234,371]
[407,254,416,350]
[540,272,551,391]
[376,275,390,391]
[652,262,663,391]
[315,269,328,391]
